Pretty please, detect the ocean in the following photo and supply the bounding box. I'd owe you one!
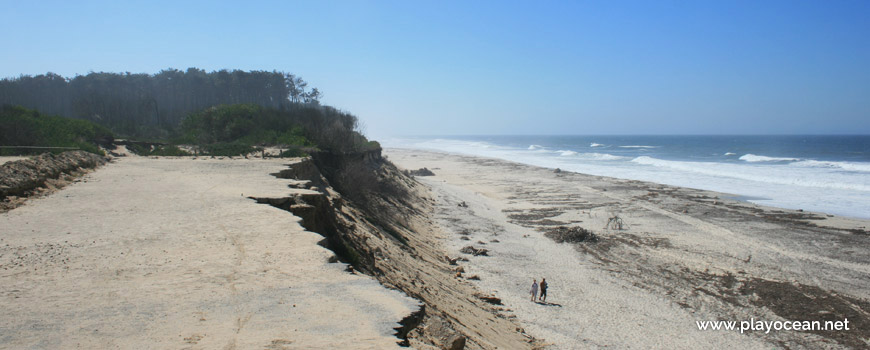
[383,135,870,219]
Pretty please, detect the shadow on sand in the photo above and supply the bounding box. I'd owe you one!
[535,301,562,307]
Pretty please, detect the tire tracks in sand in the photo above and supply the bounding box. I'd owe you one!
[198,182,252,350]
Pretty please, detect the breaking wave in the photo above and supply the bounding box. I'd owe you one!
[792,160,870,172]
[739,154,800,162]
[632,156,870,192]
[619,145,657,149]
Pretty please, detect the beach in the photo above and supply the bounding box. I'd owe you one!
[386,148,870,349]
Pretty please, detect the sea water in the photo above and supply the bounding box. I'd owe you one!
[383,135,870,219]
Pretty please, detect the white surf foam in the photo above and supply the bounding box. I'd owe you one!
[585,153,625,161]
[590,143,604,147]
[791,160,870,172]
[632,156,870,192]
[739,154,800,162]
[383,137,870,218]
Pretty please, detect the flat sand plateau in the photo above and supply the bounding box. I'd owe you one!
[0,156,417,349]
[0,157,27,165]
[386,148,870,350]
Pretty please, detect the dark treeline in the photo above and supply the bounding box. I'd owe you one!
[0,68,322,138]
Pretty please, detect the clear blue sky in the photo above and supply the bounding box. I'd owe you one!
[2,0,869,137]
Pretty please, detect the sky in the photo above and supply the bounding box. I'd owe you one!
[1,0,869,137]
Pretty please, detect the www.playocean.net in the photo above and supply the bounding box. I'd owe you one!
[696,318,851,334]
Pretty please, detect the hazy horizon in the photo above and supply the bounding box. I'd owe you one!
[2,0,868,138]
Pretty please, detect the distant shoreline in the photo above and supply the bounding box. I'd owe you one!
[383,135,870,219]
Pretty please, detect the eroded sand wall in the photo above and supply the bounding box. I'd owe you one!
[258,154,537,349]
[0,151,107,198]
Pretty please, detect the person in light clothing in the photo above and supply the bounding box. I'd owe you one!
[530,279,538,301]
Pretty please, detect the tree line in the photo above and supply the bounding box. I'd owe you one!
[0,68,322,138]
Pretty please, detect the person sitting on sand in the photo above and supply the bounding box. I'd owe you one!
[530,279,538,301]
[539,278,548,302]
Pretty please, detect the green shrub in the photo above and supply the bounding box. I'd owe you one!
[126,143,152,156]
[150,145,190,156]
[0,105,112,155]
[179,104,376,153]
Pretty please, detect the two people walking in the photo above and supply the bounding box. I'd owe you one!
[530,278,548,303]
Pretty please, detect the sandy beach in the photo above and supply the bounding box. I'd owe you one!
[0,156,418,349]
[386,148,870,349]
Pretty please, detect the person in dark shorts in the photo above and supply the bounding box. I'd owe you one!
[539,278,548,302]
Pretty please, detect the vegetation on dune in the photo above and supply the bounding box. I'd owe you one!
[179,104,309,147]
[0,105,112,155]
[1,68,380,157]
[126,144,191,157]
[178,103,376,156]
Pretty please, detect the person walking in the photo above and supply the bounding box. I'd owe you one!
[530,279,539,301]
[539,278,548,303]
